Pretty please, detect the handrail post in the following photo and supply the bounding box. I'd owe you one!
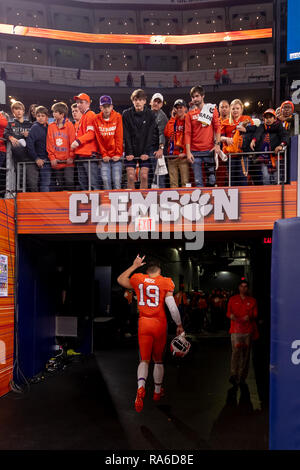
[88,160,91,191]
[22,163,26,193]
[5,142,16,198]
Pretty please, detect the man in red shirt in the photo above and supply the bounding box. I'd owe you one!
[71,92,99,190]
[114,75,120,87]
[221,68,230,85]
[185,85,221,187]
[226,280,258,387]
[117,255,184,412]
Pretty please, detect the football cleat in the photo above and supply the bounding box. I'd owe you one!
[153,387,165,402]
[170,332,191,358]
[135,387,146,412]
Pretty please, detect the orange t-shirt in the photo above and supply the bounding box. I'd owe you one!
[184,106,221,152]
[220,116,229,127]
[130,273,174,322]
[174,291,188,306]
[198,297,207,310]
[124,289,133,304]
[221,115,254,154]
[226,294,258,336]
[221,115,253,139]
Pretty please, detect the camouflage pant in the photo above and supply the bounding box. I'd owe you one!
[230,333,251,383]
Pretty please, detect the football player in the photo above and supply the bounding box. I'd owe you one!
[117,255,184,412]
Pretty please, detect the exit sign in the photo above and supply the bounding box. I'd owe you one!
[263,237,272,244]
[135,217,156,232]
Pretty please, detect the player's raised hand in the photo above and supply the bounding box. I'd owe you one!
[133,254,146,268]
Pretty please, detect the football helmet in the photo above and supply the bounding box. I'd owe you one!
[170,333,191,358]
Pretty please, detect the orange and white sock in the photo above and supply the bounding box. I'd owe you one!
[153,363,164,393]
[137,361,149,389]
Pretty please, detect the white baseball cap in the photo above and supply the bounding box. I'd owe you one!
[151,93,164,103]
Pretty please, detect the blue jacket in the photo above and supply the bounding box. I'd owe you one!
[27,122,48,161]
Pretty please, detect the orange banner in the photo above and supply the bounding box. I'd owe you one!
[17,184,297,235]
[0,23,272,45]
[0,199,15,398]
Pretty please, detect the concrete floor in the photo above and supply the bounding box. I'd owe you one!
[95,334,269,450]
[0,333,269,450]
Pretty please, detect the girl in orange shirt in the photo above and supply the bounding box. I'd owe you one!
[221,99,253,186]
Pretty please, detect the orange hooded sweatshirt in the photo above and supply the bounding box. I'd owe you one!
[47,118,76,168]
[93,109,123,158]
[74,109,98,157]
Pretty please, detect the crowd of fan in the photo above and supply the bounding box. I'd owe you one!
[121,283,233,338]
[0,85,297,193]
[174,285,232,333]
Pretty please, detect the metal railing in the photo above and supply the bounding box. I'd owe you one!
[15,150,288,193]
[0,61,275,89]
[0,141,15,198]
[227,149,287,186]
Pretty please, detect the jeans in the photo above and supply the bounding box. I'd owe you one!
[55,167,74,191]
[228,156,248,186]
[261,159,285,185]
[100,160,122,190]
[77,155,100,190]
[37,161,51,192]
[192,151,215,187]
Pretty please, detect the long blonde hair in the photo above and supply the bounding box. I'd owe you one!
[229,99,244,125]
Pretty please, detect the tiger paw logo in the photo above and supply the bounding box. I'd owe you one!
[150,36,166,45]
[56,138,63,146]
[180,189,213,222]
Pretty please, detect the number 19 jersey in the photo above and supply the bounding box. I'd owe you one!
[130,273,175,322]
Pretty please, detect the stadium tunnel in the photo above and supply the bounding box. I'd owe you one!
[16,230,272,409]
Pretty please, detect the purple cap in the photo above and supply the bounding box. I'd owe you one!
[99,95,113,106]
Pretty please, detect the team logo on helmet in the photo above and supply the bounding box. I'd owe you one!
[170,333,191,358]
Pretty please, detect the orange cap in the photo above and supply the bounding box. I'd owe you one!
[263,108,276,117]
[73,93,91,103]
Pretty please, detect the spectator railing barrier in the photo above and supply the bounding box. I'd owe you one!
[5,142,16,198]
[227,149,287,186]
[0,140,14,199]
[0,61,275,89]
[16,150,287,193]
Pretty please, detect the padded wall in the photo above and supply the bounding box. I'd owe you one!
[270,217,300,449]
